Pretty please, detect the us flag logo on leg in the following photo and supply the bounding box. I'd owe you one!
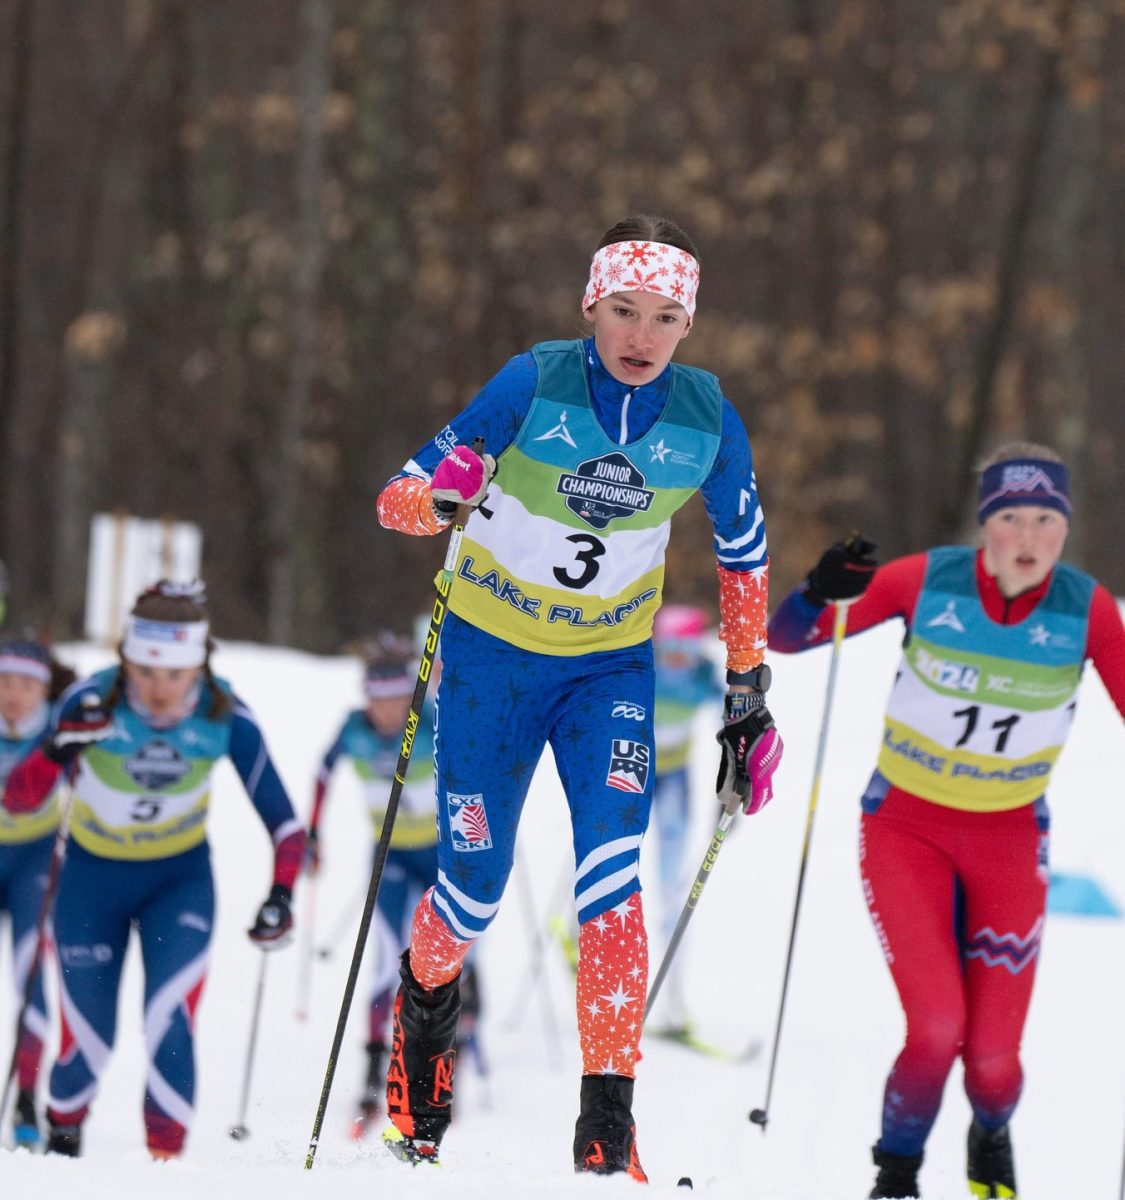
[606,740,650,793]
[448,793,493,852]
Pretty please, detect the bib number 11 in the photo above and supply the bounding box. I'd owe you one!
[953,705,1020,753]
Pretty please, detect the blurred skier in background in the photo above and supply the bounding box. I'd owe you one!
[305,630,482,1140]
[2,581,305,1160]
[0,636,75,1146]
[645,604,723,1039]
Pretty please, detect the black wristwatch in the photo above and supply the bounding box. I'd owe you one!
[725,663,772,691]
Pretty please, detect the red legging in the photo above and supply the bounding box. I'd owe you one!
[859,785,1048,1157]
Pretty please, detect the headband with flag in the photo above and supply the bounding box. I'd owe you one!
[123,616,209,668]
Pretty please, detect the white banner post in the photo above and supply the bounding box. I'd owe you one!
[84,512,203,645]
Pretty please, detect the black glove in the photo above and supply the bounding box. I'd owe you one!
[804,535,878,606]
[44,693,114,765]
[248,883,294,949]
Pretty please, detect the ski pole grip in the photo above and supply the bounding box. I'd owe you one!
[453,436,487,525]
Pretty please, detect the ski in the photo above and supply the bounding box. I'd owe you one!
[649,1026,762,1063]
[381,1124,442,1166]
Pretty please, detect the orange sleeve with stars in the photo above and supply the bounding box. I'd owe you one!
[717,560,769,674]
[377,476,446,537]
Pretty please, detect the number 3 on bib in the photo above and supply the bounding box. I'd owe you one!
[131,796,164,822]
[552,534,606,589]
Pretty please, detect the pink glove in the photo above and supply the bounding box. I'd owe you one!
[744,726,783,814]
[716,694,783,815]
[430,445,496,516]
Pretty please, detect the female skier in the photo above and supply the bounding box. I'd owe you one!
[375,213,783,1176]
[769,443,1125,1199]
[0,637,74,1146]
[2,581,305,1159]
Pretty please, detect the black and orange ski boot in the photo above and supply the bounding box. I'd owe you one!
[573,1074,648,1182]
[382,950,461,1167]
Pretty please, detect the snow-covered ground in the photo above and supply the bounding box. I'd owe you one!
[1,615,1123,1198]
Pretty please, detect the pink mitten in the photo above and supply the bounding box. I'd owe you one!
[430,446,496,514]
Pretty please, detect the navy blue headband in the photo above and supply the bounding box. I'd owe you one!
[977,458,1071,524]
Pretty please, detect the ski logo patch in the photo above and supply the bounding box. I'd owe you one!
[606,740,650,794]
[431,1051,456,1106]
[611,700,646,720]
[926,601,965,633]
[557,452,654,530]
[448,792,493,852]
[534,409,578,448]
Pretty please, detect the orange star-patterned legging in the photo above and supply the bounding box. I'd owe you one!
[576,893,649,1078]
[407,885,650,1079]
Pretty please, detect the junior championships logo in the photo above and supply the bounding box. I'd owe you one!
[123,740,190,790]
[557,452,654,530]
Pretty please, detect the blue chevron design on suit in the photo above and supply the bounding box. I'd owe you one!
[964,916,1044,974]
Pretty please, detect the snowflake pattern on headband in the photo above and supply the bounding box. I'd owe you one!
[582,240,700,318]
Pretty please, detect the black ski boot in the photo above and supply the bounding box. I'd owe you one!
[573,1074,647,1182]
[45,1119,82,1158]
[967,1119,1017,1198]
[12,1088,39,1148]
[382,950,461,1166]
[869,1145,923,1198]
[350,1041,386,1141]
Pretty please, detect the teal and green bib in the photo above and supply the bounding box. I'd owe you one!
[336,710,437,849]
[449,340,723,655]
[0,712,60,845]
[69,668,233,860]
[877,547,1095,811]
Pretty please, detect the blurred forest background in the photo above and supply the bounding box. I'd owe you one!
[1,0,1123,651]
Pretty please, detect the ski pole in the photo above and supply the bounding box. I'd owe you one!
[506,846,565,1067]
[316,880,367,961]
[229,950,269,1140]
[644,779,744,1022]
[303,437,483,1171]
[295,874,318,1021]
[0,786,76,1129]
[1119,1108,1125,1200]
[502,852,573,1033]
[749,599,851,1133]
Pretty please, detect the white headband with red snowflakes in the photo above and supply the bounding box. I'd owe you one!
[582,240,700,320]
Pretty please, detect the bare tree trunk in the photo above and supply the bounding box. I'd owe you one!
[937,0,1076,538]
[267,0,330,644]
[0,0,34,612]
[53,314,124,631]
[43,8,174,632]
[445,0,486,404]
